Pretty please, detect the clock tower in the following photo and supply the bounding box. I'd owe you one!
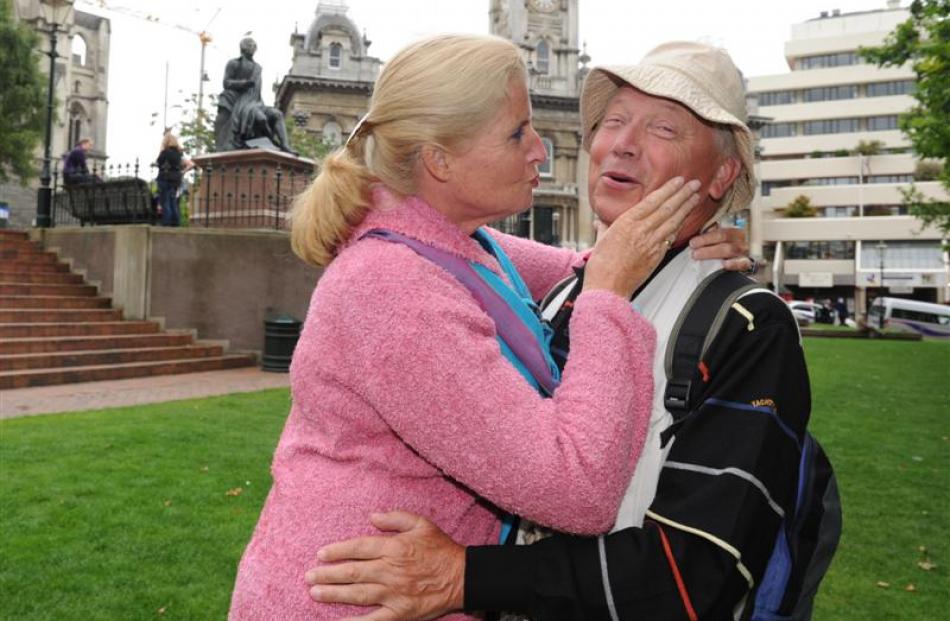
[489,0,594,248]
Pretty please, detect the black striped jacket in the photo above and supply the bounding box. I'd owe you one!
[464,281,810,621]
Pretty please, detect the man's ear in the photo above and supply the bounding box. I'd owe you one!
[709,157,741,201]
[420,145,452,183]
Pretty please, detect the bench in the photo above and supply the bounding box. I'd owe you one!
[56,177,158,226]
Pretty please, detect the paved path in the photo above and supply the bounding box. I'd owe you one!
[0,367,290,419]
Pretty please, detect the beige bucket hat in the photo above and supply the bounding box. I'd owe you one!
[580,41,756,221]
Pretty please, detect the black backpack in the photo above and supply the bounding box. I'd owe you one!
[663,270,842,621]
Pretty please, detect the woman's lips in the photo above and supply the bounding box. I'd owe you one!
[531,176,540,188]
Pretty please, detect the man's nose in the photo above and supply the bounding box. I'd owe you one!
[610,123,640,159]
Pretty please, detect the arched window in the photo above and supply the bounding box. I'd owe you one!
[329,42,342,69]
[322,121,342,145]
[539,137,554,177]
[536,39,550,75]
[71,35,87,67]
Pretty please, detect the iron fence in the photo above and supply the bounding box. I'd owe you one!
[48,157,315,231]
[50,159,157,227]
[190,161,313,231]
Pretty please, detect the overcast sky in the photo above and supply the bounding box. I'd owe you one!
[72,0,896,164]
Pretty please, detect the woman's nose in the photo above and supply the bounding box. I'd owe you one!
[527,126,547,164]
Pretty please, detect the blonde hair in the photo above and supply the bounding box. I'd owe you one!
[290,34,527,267]
[161,132,181,151]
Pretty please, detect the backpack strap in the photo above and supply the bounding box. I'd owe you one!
[661,270,758,445]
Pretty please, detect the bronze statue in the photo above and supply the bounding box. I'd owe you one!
[214,37,292,153]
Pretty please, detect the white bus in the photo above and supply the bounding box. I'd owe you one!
[868,297,950,338]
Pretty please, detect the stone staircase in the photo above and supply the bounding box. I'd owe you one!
[0,229,255,389]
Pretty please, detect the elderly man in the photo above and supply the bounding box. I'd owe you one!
[308,42,813,620]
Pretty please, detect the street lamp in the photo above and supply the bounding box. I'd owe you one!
[876,240,888,330]
[34,0,72,228]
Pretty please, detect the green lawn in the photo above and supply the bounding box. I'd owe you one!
[1,339,947,619]
[802,339,949,620]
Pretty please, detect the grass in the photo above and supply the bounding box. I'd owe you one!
[1,340,948,619]
[0,389,291,620]
[804,339,949,620]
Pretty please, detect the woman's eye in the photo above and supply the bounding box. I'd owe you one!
[602,117,623,128]
[511,127,526,141]
[655,124,675,135]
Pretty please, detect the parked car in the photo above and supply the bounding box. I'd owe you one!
[787,300,822,325]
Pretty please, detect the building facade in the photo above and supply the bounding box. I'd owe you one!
[276,0,595,248]
[489,0,594,248]
[747,1,948,310]
[274,1,381,150]
[2,0,110,228]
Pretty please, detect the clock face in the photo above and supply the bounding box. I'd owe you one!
[530,0,558,12]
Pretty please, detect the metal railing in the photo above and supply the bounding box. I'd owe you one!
[48,158,315,231]
[50,159,156,227]
[190,162,314,231]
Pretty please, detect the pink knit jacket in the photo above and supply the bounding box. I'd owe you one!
[228,189,656,620]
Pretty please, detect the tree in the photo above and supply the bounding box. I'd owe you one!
[860,0,950,238]
[853,140,885,156]
[0,0,46,184]
[178,93,216,156]
[784,195,817,218]
[286,122,333,162]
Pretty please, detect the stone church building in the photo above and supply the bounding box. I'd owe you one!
[3,0,110,228]
[276,0,595,248]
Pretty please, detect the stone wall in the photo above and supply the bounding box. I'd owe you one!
[32,226,322,353]
[0,181,38,229]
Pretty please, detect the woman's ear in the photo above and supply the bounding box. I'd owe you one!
[709,157,741,201]
[420,145,452,183]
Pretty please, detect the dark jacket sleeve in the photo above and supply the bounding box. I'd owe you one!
[465,293,809,621]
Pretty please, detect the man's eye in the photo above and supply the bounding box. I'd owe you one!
[654,124,676,136]
[511,127,525,140]
[601,117,623,128]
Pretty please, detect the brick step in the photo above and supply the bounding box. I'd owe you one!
[0,271,84,284]
[0,248,58,262]
[0,283,97,296]
[0,344,225,371]
[0,321,161,338]
[0,295,111,309]
[0,243,44,258]
[0,230,28,240]
[0,260,70,273]
[0,354,256,389]
[0,331,194,355]
[0,308,123,323]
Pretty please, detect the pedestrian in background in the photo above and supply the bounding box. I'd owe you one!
[62,138,96,185]
[155,132,193,226]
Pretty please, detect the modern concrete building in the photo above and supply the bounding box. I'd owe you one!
[747,1,948,311]
[2,0,110,228]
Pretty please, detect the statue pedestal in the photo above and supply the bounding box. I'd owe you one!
[190,149,317,230]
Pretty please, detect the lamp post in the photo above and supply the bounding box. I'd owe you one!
[35,0,71,228]
[876,240,887,330]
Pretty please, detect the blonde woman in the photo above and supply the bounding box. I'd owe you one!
[155,132,193,226]
[229,34,739,620]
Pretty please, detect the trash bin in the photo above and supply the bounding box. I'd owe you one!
[262,314,302,373]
